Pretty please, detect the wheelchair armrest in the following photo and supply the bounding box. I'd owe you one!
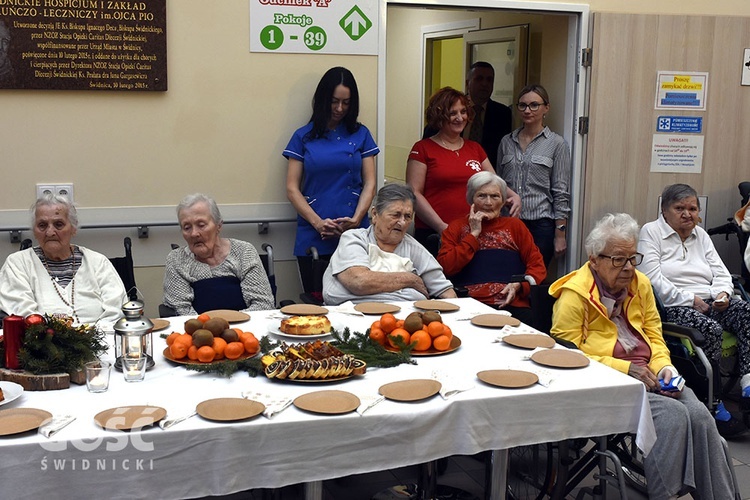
[158,303,177,318]
[706,220,739,237]
[550,335,580,350]
[453,286,469,298]
[662,322,705,347]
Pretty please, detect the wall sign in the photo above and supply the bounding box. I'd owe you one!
[0,1,167,91]
[249,0,378,55]
[654,71,708,110]
[650,134,704,174]
[656,116,702,133]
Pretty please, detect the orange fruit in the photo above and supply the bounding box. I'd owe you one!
[380,313,397,334]
[197,313,211,324]
[175,333,193,348]
[396,319,405,329]
[166,332,180,347]
[187,345,199,361]
[411,330,432,351]
[426,321,445,338]
[212,337,228,360]
[433,335,452,351]
[369,327,386,346]
[225,342,245,360]
[442,324,453,340]
[169,342,188,360]
[242,333,259,354]
[197,345,215,363]
[388,327,411,348]
[233,327,244,336]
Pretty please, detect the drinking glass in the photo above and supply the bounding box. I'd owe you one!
[85,360,111,393]
[122,354,147,382]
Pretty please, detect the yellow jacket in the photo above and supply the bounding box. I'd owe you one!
[549,262,672,376]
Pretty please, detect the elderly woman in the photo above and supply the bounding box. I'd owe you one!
[638,184,750,426]
[0,194,127,328]
[163,193,275,315]
[406,87,520,247]
[322,184,457,305]
[550,213,737,500]
[437,172,545,324]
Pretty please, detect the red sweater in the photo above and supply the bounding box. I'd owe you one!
[437,216,546,308]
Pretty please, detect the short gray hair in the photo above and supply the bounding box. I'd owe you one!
[373,183,416,214]
[584,213,640,257]
[32,194,79,229]
[466,171,507,205]
[177,193,222,224]
[660,183,699,212]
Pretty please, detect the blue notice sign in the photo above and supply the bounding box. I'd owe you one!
[656,116,703,133]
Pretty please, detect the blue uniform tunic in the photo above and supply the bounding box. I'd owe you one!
[283,122,380,256]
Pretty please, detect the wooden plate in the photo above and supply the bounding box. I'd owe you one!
[384,335,462,356]
[196,398,265,422]
[503,334,556,350]
[0,381,24,407]
[293,390,360,415]
[150,319,171,332]
[379,379,442,402]
[162,347,257,365]
[531,349,590,369]
[353,302,401,315]
[477,370,539,389]
[280,304,329,316]
[0,408,52,436]
[202,310,250,323]
[94,405,167,431]
[413,300,460,312]
[471,314,521,328]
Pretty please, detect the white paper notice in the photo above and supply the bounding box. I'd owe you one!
[650,134,704,173]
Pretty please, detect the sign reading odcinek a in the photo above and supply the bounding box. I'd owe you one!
[249,0,378,55]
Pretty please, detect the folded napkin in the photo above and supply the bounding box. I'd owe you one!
[39,415,76,438]
[368,244,414,273]
[355,393,385,416]
[432,370,474,399]
[242,391,293,419]
[329,301,365,317]
[159,410,197,430]
[525,367,555,387]
[520,346,554,360]
[492,324,548,341]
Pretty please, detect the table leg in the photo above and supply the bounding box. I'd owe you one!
[485,449,508,500]
[304,480,323,500]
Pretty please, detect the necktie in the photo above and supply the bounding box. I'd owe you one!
[469,104,483,142]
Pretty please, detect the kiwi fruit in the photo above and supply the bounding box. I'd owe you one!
[221,328,239,343]
[422,311,442,325]
[184,318,204,334]
[403,314,425,333]
[204,317,230,336]
[192,329,214,348]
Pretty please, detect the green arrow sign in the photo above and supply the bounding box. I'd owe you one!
[339,5,371,41]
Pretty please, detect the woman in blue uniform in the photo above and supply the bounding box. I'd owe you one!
[284,67,379,299]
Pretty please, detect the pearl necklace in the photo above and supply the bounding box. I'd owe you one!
[42,246,80,324]
[439,135,463,156]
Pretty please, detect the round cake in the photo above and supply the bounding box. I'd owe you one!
[279,315,332,335]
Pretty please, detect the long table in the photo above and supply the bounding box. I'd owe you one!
[0,298,655,499]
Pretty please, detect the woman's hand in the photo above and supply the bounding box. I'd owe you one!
[693,295,710,314]
[628,364,659,392]
[468,204,489,238]
[712,292,730,312]
[496,282,520,308]
[505,189,522,218]
[554,232,567,257]
[333,216,360,233]
[315,218,342,240]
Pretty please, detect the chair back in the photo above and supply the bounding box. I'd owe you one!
[20,239,32,250]
[260,243,278,305]
[109,237,138,301]
[299,246,327,305]
[529,284,556,335]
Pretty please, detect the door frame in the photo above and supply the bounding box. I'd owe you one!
[378,0,591,271]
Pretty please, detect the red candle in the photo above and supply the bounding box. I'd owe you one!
[3,315,26,370]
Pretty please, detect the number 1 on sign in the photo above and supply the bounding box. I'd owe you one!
[260,25,283,50]
[304,26,326,51]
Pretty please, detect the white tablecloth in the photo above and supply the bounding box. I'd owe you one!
[0,298,654,500]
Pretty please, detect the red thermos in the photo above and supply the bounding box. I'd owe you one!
[3,315,26,370]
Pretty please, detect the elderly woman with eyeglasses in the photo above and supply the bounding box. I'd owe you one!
[498,84,571,266]
[551,213,737,500]
[638,183,750,433]
[322,184,456,305]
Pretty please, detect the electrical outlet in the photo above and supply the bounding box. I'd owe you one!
[36,184,55,198]
[36,183,74,202]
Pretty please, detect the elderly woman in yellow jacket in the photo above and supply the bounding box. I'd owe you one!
[550,213,736,500]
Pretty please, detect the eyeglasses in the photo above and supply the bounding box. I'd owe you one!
[516,102,545,111]
[598,253,644,268]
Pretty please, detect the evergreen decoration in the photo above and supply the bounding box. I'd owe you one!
[18,315,108,375]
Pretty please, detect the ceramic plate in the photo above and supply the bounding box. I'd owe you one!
[293,390,360,415]
[0,408,52,436]
[196,398,265,422]
[162,347,257,365]
[477,370,539,389]
[379,379,442,402]
[384,335,462,356]
[202,310,250,323]
[353,302,401,315]
[266,323,337,340]
[0,381,24,407]
[150,319,171,332]
[471,314,521,328]
[413,300,460,312]
[279,304,329,316]
[94,405,167,431]
[531,349,590,369]
[502,334,556,350]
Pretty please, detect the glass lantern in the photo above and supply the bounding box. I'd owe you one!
[113,300,155,371]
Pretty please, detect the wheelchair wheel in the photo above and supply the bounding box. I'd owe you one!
[608,434,648,495]
[507,443,554,500]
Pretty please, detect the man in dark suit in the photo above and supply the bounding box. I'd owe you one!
[423,62,513,168]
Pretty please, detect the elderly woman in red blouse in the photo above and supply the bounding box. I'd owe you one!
[437,171,546,324]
